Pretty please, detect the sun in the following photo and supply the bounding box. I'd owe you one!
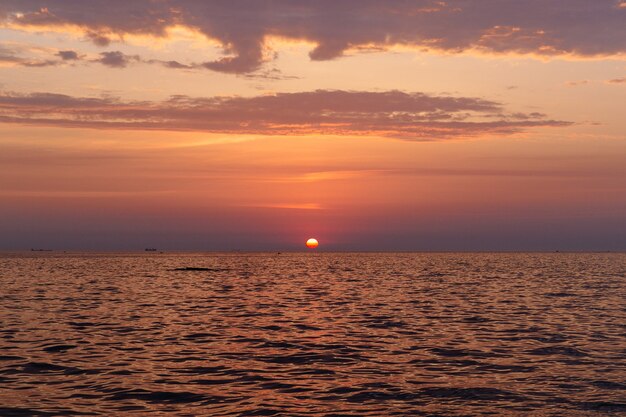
[306,238,319,248]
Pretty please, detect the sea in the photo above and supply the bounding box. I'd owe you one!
[0,252,625,416]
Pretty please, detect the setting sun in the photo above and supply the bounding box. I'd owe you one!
[306,238,319,248]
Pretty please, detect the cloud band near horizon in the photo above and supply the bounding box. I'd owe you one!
[0,90,570,140]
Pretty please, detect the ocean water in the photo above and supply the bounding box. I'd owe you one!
[0,252,625,416]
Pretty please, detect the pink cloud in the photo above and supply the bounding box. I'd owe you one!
[0,90,570,140]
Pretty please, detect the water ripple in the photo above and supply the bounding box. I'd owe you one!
[0,252,625,415]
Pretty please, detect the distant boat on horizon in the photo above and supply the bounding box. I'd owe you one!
[145,248,157,252]
[30,248,52,252]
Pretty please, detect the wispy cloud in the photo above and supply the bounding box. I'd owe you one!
[1,1,624,73]
[1,43,295,77]
[245,203,325,210]
[0,90,570,140]
[565,80,590,87]
[607,77,626,84]
[0,44,59,67]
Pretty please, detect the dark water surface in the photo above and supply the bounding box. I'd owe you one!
[1,252,625,416]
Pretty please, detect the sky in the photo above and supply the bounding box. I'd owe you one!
[0,0,625,251]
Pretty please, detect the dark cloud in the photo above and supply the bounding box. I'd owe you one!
[0,90,570,140]
[95,51,138,68]
[242,68,300,81]
[608,77,626,84]
[86,31,111,47]
[149,59,297,80]
[0,1,624,74]
[159,60,193,69]
[56,50,79,60]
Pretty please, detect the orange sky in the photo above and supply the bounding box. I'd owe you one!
[0,1,625,250]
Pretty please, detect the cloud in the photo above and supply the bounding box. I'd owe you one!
[0,90,570,140]
[0,45,23,64]
[148,59,297,80]
[86,31,111,47]
[1,44,135,68]
[246,203,324,210]
[607,77,626,84]
[3,43,289,75]
[0,1,624,74]
[56,50,79,60]
[0,44,59,67]
[565,80,590,87]
[95,51,139,68]
[158,60,193,69]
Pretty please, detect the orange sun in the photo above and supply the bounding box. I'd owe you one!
[305,238,319,248]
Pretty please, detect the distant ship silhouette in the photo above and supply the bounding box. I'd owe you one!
[145,248,157,252]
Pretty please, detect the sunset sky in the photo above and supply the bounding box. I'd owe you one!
[1,1,625,251]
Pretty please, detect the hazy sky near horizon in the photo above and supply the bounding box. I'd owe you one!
[1,1,625,250]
